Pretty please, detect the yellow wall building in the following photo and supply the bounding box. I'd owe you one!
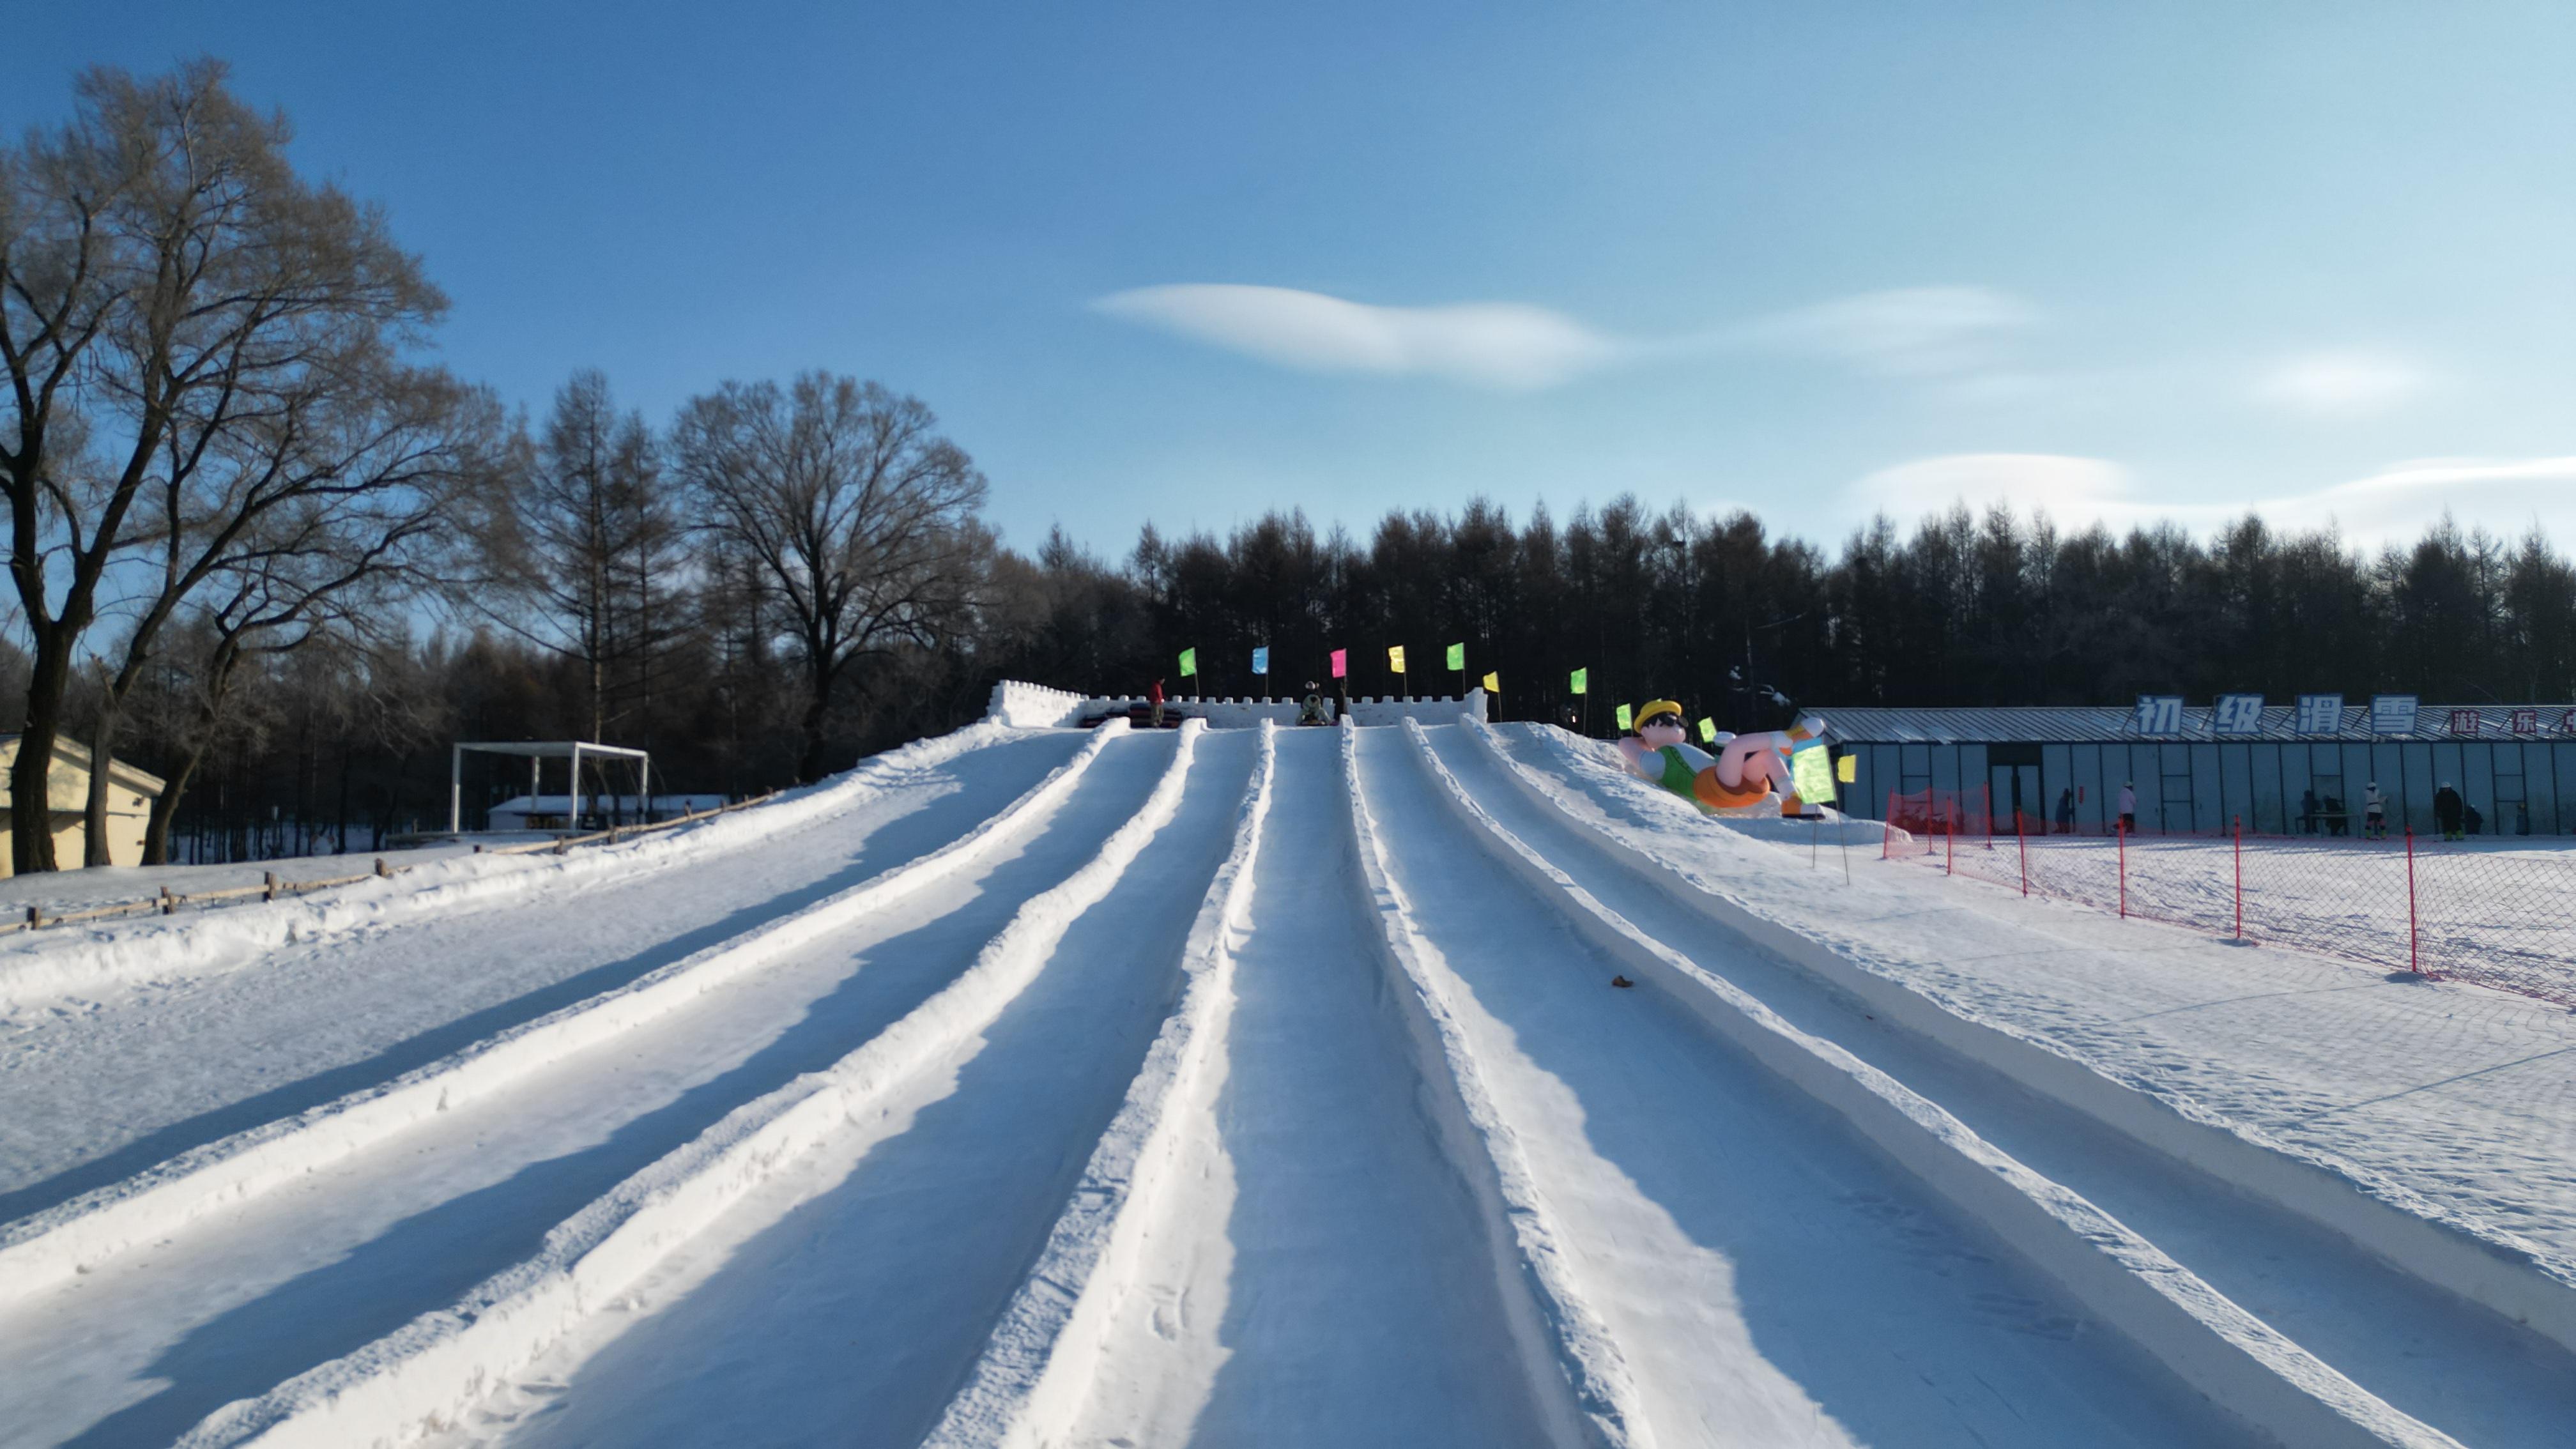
[0,735,167,876]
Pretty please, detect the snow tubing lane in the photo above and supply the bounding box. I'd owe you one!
[0,721,1127,1311]
[1407,719,2457,1449]
[0,717,1035,1013]
[921,720,1277,1448]
[1485,717,2576,1362]
[1342,721,1630,1449]
[174,721,1204,1449]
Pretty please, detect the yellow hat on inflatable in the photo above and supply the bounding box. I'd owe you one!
[1636,699,1684,727]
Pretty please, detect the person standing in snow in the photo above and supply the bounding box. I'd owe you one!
[2117,781,2137,834]
[2434,780,2465,841]
[1147,678,1166,729]
[2055,786,2076,834]
[1298,682,1329,726]
[2299,787,2320,834]
[2363,781,2387,839]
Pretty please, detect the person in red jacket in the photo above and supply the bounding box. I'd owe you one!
[1147,678,1166,728]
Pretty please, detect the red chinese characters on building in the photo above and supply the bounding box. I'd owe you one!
[2512,709,2539,735]
[2448,708,2481,736]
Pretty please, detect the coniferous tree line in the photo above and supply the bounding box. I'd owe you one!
[8,61,2573,870]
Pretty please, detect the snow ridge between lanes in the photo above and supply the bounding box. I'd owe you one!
[0,717,1032,1013]
[1409,719,2455,1449]
[1343,723,1635,1449]
[1500,719,2576,1354]
[921,720,1276,1449]
[0,721,1124,1312]
[176,722,1204,1449]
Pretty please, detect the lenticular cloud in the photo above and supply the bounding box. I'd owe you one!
[1092,283,1621,390]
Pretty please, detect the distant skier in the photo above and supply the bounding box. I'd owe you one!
[1298,682,1330,726]
[2434,781,2464,841]
[2054,786,2076,834]
[2363,782,2387,839]
[2117,781,2137,834]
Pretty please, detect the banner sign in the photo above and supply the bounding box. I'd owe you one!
[2449,708,2481,737]
[2128,694,2184,735]
[2513,709,2539,735]
[2370,694,2419,735]
[2294,693,2343,734]
[2213,693,2265,735]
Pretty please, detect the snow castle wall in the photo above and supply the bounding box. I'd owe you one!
[985,680,1487,728]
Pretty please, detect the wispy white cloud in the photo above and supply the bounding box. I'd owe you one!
[2255,350,2430,414]
[1091,281,2043,392]
[1848,452,2576,548]
[1849,454,2143,525]
[1091,284,1620,390]
[1724,286,2039,379]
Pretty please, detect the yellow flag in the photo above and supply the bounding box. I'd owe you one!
[1836,754,1857,783]
[1388,645,1407,672]
[1482,671,1499,693]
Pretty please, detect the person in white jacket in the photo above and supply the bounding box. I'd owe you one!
[2363,781,2388,839]
[2117,781,2137,834]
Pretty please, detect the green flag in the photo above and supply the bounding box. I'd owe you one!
[1614,703,1634,731]
[1570,668,1588,694]
[1698,717,1717,744]
[1178,647,1197,677]
[1792,740,1836,805]
[1445,642,1466,671]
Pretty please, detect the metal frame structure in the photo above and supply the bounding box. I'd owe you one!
[448,740,652,836]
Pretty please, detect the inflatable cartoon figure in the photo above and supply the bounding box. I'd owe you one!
[1616,699,1826,816]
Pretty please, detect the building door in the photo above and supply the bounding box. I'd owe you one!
[1990,763,2041,834]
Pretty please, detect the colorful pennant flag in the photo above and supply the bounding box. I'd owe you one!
[1178,648,1197,677]
[1388,645,1407,673]
[1698,717,1717,744]
[1570,668,1588,694]
[1482,671,1499,693]
[1252,646,1269,675]
[1836,753,1857,783]
[1445,642,1466,671]
[1614,703,1634,731]
[1791,737,1836,804]
[1330,648,1347,678]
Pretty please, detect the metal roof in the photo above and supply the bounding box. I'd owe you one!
[1815,703,2576,746]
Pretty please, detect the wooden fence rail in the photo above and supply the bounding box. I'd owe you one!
[1,789,781,937]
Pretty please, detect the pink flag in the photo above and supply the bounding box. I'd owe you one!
[1330,648,1347,678]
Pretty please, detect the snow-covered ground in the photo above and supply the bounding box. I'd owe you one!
[0,712,2571,1448]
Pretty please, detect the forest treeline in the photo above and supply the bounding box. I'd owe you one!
[6,61,2573,868]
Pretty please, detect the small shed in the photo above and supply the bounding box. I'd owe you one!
[0,735,167,875]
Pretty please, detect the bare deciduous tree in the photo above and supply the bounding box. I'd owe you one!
[482,370,682,745]
[671,373,988,781]
[1,59,450,870]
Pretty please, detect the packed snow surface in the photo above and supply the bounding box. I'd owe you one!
[1,715,2571,1448]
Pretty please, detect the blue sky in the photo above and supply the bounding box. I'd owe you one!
[10,2,2573,558]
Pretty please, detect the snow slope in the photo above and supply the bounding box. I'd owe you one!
[0,713,2570,1449]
